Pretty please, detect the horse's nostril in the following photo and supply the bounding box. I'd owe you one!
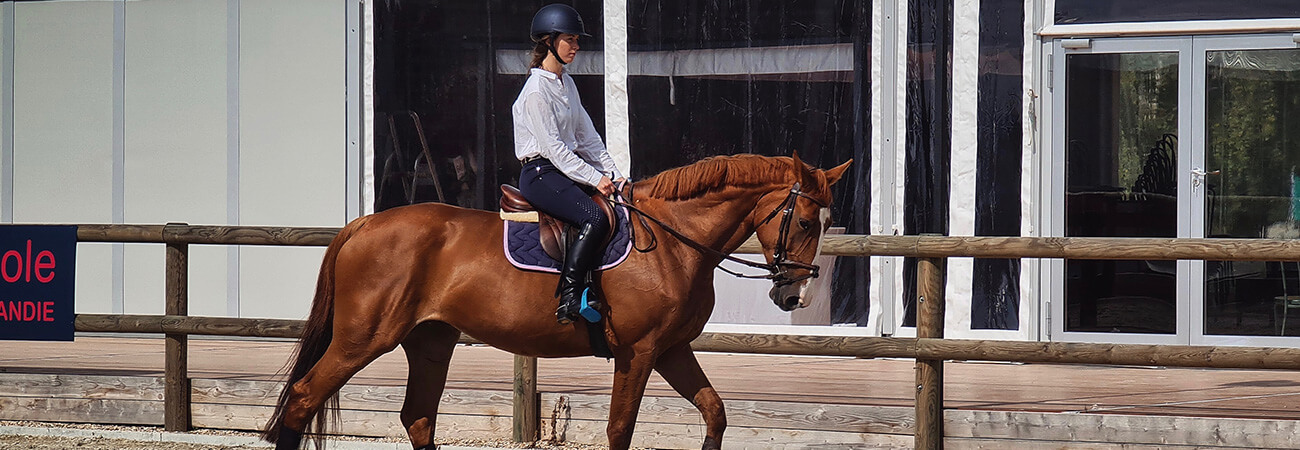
[782,296,800,310]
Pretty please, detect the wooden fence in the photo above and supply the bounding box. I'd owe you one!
[61,223,1300,449]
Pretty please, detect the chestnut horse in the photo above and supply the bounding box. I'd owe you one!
[263,153,850,450]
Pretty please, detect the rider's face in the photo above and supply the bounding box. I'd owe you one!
[553,33,580,64]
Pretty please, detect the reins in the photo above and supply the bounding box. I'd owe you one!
[606,181,825,286]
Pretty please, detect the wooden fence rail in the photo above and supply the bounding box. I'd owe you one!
[44,223,1300,448]
[68,223,1300,260]
[71,314,1300,370]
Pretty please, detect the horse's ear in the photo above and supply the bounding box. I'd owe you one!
[824,160,852,186]
[790,151,814,186]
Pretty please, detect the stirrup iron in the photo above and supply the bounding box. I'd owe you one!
[579,287,602,322]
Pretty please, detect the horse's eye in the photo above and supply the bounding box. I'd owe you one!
[798,219,811,230]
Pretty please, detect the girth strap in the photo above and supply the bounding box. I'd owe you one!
[586,319,612,359]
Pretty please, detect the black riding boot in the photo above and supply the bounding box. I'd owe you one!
[556,223,604,324]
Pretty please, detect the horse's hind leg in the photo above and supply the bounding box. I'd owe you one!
[654,343,726,450]
[279,336,400,447]
[399,321,461,450]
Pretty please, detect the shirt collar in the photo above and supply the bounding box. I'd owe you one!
[530,67,561,81]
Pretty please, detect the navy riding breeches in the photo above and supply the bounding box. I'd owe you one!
[518,159,610,238]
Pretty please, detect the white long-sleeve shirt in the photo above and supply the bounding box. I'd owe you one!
[512,68,620,187]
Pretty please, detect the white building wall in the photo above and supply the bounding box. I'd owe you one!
[6,0,352,321]
[123,0,230,316]
[237,0,346,320]
[13,1,117,315]
[1,2,12,224]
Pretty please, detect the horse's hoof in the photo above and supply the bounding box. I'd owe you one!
[702,436,721,450]
[275,427,303,450]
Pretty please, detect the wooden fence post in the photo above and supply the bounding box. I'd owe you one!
[163,223,191,431]
[915,256,946,449]
[513,355,539,442]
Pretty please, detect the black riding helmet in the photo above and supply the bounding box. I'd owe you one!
[530,4,591,66]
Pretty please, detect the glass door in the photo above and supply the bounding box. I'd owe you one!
[1193,35,1300,346]
[1049,37,1193,344]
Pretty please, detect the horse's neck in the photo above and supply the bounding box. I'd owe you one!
[645,187,765,260]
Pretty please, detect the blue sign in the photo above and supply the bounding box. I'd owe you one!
[0,226,76,341]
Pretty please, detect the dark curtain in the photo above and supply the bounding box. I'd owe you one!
[902,0,952,327]
[628,0,871,325]
[971,0,1024,330]
[373,0,603,212]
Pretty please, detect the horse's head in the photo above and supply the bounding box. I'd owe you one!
[752,153,851,311]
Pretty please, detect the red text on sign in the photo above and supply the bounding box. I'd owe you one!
[0,240,56,283]
[0,301,55,322]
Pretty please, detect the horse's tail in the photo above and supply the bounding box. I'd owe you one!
[262,215,372,447]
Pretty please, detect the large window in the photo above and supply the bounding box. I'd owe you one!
[1203,48,1300,337]
[1064,52,1180,334]
[1055,0,1300,25]
[1050,35,1300,346]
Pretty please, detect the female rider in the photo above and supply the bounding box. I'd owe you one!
[513,4,625,324]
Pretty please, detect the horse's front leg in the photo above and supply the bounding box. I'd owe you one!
[607,350,656,450]
[655,343,725,450]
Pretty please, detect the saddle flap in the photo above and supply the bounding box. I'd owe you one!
[538,215,565,261]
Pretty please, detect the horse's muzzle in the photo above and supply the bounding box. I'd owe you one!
[770,284,803,312]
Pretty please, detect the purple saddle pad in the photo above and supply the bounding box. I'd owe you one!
[502,205,631,273]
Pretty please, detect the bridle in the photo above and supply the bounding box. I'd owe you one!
[608,182,827,288]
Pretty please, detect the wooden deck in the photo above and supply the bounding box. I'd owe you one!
[2,336,1300,448]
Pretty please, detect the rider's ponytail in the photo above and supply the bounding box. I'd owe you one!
[529,39,549,68]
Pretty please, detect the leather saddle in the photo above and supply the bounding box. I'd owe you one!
[499,184,617,262]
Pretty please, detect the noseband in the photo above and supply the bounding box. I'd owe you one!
[610,182,826,287]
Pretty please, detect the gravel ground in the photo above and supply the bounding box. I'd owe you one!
[0,434,259,450]
[0,421,622,450]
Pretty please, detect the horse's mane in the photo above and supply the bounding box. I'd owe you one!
[639,154,799,201]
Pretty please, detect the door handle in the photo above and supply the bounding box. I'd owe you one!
[1191,168,1220,188]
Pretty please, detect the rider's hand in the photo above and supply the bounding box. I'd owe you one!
[597,176,616,196]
